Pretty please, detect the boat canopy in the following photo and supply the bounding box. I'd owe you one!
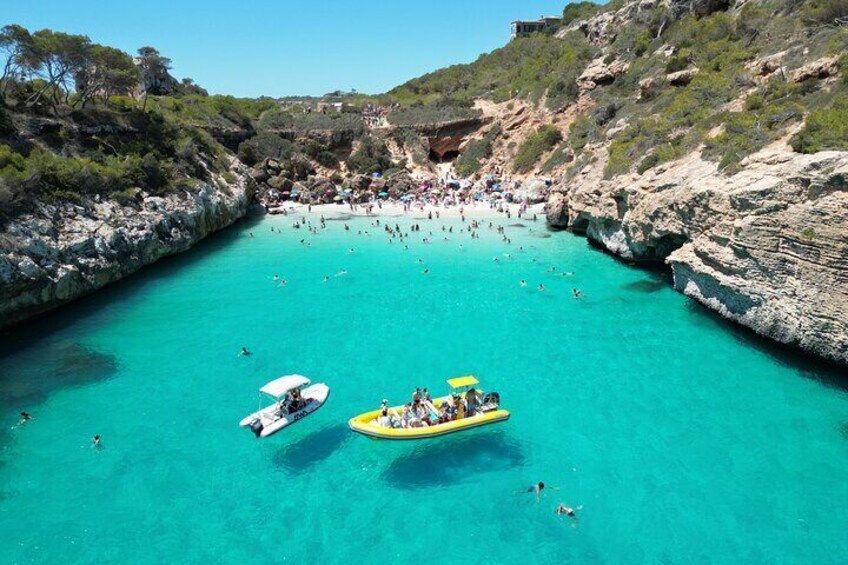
[260,375,310,399]
[447,375,479,389]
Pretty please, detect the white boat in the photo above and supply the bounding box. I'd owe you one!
[239,374,330,438]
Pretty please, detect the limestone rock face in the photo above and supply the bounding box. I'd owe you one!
[667,67,699,86]
[790,56,840,83]
[548,145,848,366]
[545,192,569,229]
[0,166,252,328]
[578,58,630,91]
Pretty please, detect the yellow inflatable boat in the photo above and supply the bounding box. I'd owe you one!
[348,376,510,440]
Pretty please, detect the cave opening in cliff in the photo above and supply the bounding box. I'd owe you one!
[428,149,460,163]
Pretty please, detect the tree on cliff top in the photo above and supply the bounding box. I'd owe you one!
[137,46,172,110]
[0,25,32,103]
[74,45,139,107]
[21,30,92,109]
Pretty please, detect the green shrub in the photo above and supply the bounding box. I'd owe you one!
[791,94,848,153]
[257,108,364,134]
[315,151,338,168]
[562,1,602,25]
[804,0,848,25]
[347,136,393,174]
[513,125,563,173]
[385,32,596,109]
[666,51,692,73]
[455,124,501,176]
[237,133,296,166]
[387,104,481,127]
[705,99,805,171]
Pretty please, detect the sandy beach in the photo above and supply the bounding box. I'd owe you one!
[274,201,547,221]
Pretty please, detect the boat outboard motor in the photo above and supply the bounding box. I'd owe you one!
[482,392,500,405]
[249,418,264,438]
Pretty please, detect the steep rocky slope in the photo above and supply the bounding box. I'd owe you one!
[549,140,848,365]
[0,163,253,327]
[531,0,848,365]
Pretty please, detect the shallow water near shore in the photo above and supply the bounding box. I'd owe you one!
[1,210,846,564]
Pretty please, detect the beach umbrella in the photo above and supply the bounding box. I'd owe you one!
[344,188,353,193]
[372,172,382,178]
[378,191,389,197]
[333,195,343,202]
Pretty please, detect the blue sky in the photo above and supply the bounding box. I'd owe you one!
[7,0,568,97]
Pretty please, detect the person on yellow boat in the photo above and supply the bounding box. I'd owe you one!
[465,388,481,416]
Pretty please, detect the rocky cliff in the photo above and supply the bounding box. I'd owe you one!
[0,164,253,328]
[547,140,848,366]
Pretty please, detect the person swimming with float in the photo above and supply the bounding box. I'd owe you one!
[19,411,32,426]
[239,347,251,356]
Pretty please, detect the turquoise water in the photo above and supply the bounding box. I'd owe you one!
[1,210,847,564]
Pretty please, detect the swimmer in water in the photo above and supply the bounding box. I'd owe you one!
[249,232,254,238]
[323,276,330,283]
[336,270,348,277]
[278,279,287,287]
[493,257,499,262]
[273,274,279,281]
[239,347,251,356]
[516,482,554,503]
[92,435,102,448]
[555,503,582,527]
[538,284,545,291]
[520,280,526,287]
[572,288,582,299]
[19,411,32,425]
[555,503,577,517]
[417,258,424,264]
[423,268,430,274]
[348,248,355,254]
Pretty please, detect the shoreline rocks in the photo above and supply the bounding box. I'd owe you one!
[0,168,252,329]
[547,146,848,367]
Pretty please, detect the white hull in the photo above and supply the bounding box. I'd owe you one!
[240,383,330,437]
